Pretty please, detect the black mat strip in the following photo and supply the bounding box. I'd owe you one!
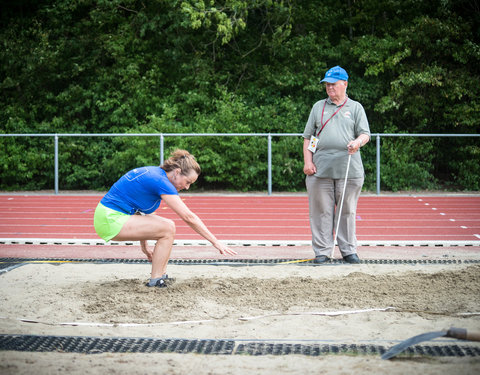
[1,257,479,266]
[1,334,479,357]
[0,335,234,355]
[0,262,25,274]
[236,342,480,357]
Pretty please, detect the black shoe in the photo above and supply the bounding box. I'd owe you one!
[343,254,360,264]
[162,275,176,286]
[146,279,167,288]
[313,255,330,264]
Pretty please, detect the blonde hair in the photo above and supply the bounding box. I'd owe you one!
[161,149,201,176]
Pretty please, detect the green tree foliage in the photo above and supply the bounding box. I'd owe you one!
[1,0,479,192]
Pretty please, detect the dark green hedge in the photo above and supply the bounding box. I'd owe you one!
[1,0,479,192]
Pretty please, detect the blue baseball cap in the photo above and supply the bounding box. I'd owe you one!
[320,66,349,83]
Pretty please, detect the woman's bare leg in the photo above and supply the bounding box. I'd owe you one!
[112,214,175,279]
[150,235,174,277]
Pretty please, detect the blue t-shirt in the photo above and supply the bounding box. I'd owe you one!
[100,167,178,215]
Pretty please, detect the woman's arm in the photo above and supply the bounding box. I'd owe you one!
[161,194,237,255]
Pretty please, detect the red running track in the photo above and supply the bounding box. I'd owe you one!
[1,194,480,243]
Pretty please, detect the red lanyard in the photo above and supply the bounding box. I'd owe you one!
[316,98,348,137]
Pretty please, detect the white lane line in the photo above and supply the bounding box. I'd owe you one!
[2,238,480,246]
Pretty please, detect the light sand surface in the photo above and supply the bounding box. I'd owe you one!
[1,262,479,374]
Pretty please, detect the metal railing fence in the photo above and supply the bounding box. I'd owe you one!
[1,133,479,195]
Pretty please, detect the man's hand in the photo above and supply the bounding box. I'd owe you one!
[347,139,361,155]
[303,161,317,175]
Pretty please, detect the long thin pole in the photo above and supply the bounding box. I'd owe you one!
[54,134,59,195]
[376,135,381,195]
[267,134,272,195]
[160,134,164,166]
[330,154,351,259]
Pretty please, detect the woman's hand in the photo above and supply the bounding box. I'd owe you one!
[140,240,153,262]
[213,241,237,256]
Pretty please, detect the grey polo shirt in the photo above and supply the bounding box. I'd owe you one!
[303,96,370,179]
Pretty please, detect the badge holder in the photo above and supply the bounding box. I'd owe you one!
[308,135,319,153]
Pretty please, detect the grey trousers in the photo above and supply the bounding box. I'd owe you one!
[305,175,364,257]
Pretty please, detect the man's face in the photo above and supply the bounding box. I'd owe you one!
[325,80,347,99]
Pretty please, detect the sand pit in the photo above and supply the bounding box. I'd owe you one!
[1,261,480,374]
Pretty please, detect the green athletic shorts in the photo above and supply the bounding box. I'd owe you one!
[93,202,131,242]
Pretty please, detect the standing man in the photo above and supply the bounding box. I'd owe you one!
[302,66,370,264]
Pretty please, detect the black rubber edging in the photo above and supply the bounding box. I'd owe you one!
[0,262,25,274]
[1,334,479,357]
[1,257,479,267]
